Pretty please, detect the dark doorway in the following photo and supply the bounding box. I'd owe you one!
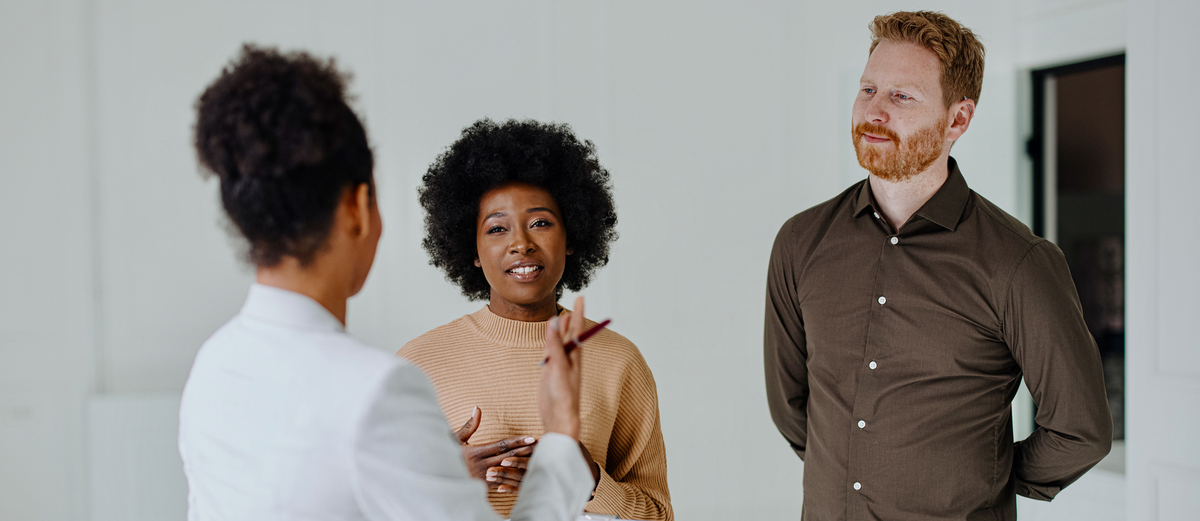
[1029,55,1125,440]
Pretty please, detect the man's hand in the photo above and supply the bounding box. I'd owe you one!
[455,406,537,493]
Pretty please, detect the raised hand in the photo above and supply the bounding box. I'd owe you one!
[538,296,586,439]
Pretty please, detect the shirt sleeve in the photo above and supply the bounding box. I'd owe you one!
[586,353,673,521]
[1003,240,1113,501]
[352,362,593,520]
[764,219,810,460]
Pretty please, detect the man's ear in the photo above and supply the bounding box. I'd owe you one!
[946,98,975,143]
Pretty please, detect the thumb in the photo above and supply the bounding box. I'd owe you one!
[455,406,481,444]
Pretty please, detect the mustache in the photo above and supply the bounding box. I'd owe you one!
[853,122,900,145]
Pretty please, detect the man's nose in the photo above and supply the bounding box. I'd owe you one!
[865,94,889,124]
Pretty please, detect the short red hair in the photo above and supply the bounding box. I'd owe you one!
[869,11,986,108]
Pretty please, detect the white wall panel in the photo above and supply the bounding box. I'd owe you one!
[1127,0,1200,519]
[0,0,93,519]
[0,392,86,521]
[1018,0,1127,68]
[88,394,186,521]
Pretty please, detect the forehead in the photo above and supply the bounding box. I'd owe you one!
[861,40,942,93]
[478,182,560,214]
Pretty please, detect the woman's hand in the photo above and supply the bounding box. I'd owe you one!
[455,406,537,493]
[538,296,586,439]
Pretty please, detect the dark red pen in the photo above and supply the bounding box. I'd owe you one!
[539,319,611,366]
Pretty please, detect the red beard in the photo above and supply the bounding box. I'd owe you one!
[852,121,945,182]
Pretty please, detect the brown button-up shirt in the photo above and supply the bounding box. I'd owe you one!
[764,158,1112,520]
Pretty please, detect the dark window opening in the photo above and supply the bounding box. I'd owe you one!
[1029,54,1125,440]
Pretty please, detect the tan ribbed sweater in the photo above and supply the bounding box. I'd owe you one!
[397,306,672,520]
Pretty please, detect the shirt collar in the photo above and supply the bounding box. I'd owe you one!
[238,283,346,333]
[853,156,971,232]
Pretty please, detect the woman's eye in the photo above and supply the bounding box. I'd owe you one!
[487,226,506,234]
[531,219,552,228]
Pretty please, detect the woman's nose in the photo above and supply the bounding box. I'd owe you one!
[509,228,535,254]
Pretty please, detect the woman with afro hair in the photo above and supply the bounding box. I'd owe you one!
[398,119,673,520]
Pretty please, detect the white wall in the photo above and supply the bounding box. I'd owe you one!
[1127,0,1200,519]
[0,0,92,519]
[1,1,1183,520]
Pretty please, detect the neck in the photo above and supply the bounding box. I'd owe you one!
[256,256,353,325]
[488,296,560,322]
[869,154,950,231]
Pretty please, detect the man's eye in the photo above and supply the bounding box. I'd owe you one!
[897,93,911,100]
[862,87,875,94]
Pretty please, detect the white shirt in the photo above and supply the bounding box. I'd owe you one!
[178,284,592,520]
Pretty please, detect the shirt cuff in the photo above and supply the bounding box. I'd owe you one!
[584,464,620,513]
[1014,480,1061,502]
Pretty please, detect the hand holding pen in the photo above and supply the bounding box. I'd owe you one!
[540,318,611,366]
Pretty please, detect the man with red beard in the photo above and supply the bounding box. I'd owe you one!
[764,11,1112,521]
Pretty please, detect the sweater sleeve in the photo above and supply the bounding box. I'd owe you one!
[585,351,673,521]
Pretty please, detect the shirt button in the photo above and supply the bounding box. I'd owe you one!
[858,420,866,428]
[890,236,899,245]
[869,361,878,370]
[878,296,886,305]
[873,212,880,219]
[853,482,862,491]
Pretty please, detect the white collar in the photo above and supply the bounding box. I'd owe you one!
[238,283,345,333]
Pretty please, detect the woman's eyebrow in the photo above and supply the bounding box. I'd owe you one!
[525,207,557,216]
[483,211,507,220]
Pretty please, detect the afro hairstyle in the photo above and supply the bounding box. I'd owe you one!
[418,118,618,301]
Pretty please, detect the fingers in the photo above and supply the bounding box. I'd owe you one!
[568,296,586,342]
[455,406,481,444]
[543,316,566,363]
[479,444,534,468]
[486,465,527,492]
[471,435,537,459]
[500,456,529,469]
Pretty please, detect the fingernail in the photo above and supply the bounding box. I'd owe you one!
[548,316,560,332]
[524,437,536,444]
[501,460,512,467]
[486,476,496,482]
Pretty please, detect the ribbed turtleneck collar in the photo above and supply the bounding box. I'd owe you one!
[464,305,568,349]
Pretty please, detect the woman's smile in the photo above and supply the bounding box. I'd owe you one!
[506,262,545,280]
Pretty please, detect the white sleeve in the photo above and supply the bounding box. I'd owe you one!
[351,363,593,521]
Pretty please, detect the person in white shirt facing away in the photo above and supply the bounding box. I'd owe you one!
[178,44,595,521]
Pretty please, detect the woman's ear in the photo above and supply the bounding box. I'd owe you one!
[349,183,373,239]
[474,257,481,268]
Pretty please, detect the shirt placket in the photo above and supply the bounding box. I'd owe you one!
[845,213,898,520]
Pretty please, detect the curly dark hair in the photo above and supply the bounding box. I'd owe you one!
[419,119,618,301]
[193,44,373,267]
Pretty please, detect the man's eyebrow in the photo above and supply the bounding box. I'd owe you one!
[526,207,558,216]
